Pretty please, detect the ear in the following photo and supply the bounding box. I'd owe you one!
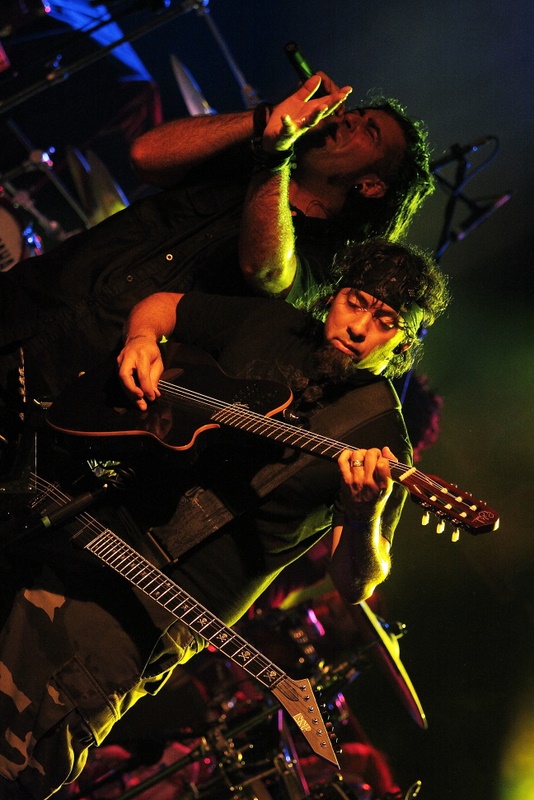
[393,341,412,355]
[356,175,387,199]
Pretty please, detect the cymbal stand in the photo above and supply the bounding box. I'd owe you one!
[194,1,261,108]
[275,709,309,799]
[2,119,90,234]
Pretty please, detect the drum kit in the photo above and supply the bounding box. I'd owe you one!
[67,585,426,800]
[0,120,129,272]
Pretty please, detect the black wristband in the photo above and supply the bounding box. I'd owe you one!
[251,140,295,173]
[252,102,274,138]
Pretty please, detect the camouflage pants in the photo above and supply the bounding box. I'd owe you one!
[0,561,199,800]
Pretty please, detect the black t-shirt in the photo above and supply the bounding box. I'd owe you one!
[133,293,412,626]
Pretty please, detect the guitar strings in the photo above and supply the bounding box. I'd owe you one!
[157,380,470,505]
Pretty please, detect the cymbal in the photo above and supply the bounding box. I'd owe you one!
[66,146,128,226]
[278,577,427,729]
[347,600,428,730]
[279,574,335,611]
[170,55,216,117]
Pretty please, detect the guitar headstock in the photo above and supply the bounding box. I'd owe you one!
[272,676,339,767]
[392,464,500,539]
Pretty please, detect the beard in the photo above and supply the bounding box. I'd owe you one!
[296,343,361,408]
[311,343,360,383]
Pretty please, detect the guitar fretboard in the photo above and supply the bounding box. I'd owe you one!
[212,404,345,460]
[83,526,286,689]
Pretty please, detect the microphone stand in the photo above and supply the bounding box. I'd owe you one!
[398,135,508,405]
[432,135,501,261]
[434,155,471,260]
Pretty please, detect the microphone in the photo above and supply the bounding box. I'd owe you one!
[452,192,512,241]
[430,136,494,171]
[284,41,315,82]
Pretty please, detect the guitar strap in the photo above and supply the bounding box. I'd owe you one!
[149,378,402,563]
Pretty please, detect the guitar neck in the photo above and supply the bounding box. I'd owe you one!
[168,386,497,536]
[46,353,498,539]
[212,400,415,473]
[27,473,338,766]
[85,526,287,690]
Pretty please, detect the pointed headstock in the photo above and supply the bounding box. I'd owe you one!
[271,676,339,767]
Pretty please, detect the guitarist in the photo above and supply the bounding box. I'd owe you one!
[0,240,450,800]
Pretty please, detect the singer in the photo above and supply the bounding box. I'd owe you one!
[131,71,433,301]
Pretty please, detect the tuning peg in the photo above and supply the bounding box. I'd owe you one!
[421,512,430,526]
[436,519,445,534]
[451,529,460,543]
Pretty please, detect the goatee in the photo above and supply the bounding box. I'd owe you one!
[297,343,360,407]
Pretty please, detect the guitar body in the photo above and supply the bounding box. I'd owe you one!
[47,344,293,452]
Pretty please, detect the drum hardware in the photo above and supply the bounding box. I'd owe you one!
[68,643,417,800]
[306,772,371,800]
[1,185,66,239]
[103,700,281,800]
[276,709,309,800]
[402,780,422,799]
[1,118,91,234]
[68,740,166,799]
[280,585,427,730]
[0,3,207,117]
[21,222,43,254]
[188,0,260,110]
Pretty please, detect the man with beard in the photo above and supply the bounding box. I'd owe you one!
[131,72,433,301]
[0,239,449,800]
[114,238,449,626]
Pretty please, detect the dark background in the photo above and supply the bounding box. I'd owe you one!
[1,2,533,798]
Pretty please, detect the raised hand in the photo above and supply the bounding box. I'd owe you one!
[263,73,352,154]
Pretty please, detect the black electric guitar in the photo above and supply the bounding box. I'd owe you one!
[19,472,339,766]
[47,345,500,537]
